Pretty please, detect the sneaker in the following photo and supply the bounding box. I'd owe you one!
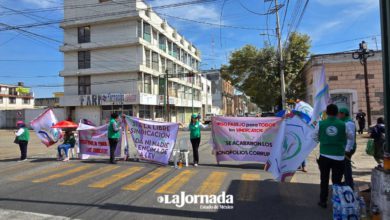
[57,157,62,161]
[318,201,327,208]
[18,159,27,162]
[194,163,198,167]
[62,158,69,162]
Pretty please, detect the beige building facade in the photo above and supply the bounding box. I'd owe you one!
[302,51,384,124]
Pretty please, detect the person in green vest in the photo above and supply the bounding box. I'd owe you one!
[108,112,121,164]
[338,107,357,190]
[15,121,30,161]
[57,130,76,162]
[312,104,354,208]
[180,114,208,167]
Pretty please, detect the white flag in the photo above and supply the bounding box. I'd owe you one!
[30,109,62,147]
[311,65,330,123]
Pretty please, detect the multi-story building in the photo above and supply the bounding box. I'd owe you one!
[0,82,34,110]
[200,76,212,118]
[35,92,64,108]
[60,0,202,125]
[203,69,235,116]
[233,93,250,116]
[302,51,384,124]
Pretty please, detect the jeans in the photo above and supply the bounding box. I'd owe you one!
[344,158,354,190]
[18,141,28,160]
[190,138,201,164]
[58,144,72,158]
[108,138,119,163]
[318,155,345,203]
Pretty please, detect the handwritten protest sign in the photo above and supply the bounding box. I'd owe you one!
[211,116,285,163]
[125,116,179,165]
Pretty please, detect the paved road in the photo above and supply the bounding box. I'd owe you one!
[0,130,376,220]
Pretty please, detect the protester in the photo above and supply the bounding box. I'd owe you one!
[180,114,208,167]
[370,117,385,166]
[338,107,356,190]
[312,104,354,208]
[57,130,76,162]
[108,112,121,164]
[356,109,366,134]
[14,121,30,161]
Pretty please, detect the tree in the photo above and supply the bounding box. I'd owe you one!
[221,32,311,111]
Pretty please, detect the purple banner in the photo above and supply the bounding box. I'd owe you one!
[126,116,179,165]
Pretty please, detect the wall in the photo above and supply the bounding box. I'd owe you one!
[303,52,384,124]
[75,106,101,126]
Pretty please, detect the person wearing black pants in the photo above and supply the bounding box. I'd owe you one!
[318,155,345,203]
[181,114,208,167]
[190,137,201,165]
[15,121,30,161]
[107,113,120,164]
[312,104,353,208]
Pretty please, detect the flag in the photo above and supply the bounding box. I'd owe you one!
[294,101,313,118]
[311,65,330,123]
[30,109,62,147]
[265,112,317,181]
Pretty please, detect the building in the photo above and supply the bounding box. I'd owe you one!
[35,92,64,108]
[203,69,235,116]
[302,51,384,124]
[60,0,202,125]
[0,82,34,110]
[233,93,250,116]
[200,76,212,118]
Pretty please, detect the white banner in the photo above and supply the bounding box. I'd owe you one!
[30,109,62,147]
[266,113,317,181]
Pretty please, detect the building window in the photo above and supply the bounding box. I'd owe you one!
[145,49,151,68]
[78,76,91,95]
[78,51,91,69]
[9,97,16,104]
[159,34,166,51]
[137,20,142,38]
[139,105,151,119]
[161,57,166,72]
[138,72,143,93]
[23,98,30,104]
[144,74,152,94]
[152,52,159,71]
[143,22,151,42]
[173,44,179,59]
[0,97,3,104]
[155,106,164,118]
[167,41,173,56]
[167,60,173,74]
[78,26,90,43]
[9,87,17,96]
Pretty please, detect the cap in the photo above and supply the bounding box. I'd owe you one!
[338,107,350,116]
[191,114,198,119]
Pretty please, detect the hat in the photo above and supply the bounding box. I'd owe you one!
[191,114,198,119]
[338,107,350,116]
[16,121,25,125]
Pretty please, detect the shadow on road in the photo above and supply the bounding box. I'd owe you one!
[0,180,331,220]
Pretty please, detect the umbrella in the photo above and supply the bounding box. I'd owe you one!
[51,120,78,129]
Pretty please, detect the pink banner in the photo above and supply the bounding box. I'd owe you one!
[212,116,285,163]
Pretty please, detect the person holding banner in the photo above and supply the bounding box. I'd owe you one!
[338,108,357,190]
[14,121,30,161]
[180,114,208,167]
[108,113,121,164]
[312,104,354,208]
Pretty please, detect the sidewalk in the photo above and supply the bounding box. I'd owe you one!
[0,208,74,220]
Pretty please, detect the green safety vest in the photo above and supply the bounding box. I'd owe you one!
[18,128,30,141]
[108,119,120,139]
[189,121,201,139]
[319,117,346,156]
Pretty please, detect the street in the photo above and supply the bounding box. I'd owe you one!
[0,130,377,220]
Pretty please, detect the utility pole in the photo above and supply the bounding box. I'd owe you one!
[274,0,286,110]
[166,69,170,122]
[192,75,194,114]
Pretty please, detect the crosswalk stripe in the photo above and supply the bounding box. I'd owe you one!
[89,166,144,189]
[196,171,227,195]
[122,167,170,191]
[237,173,261,201]
[32,165,92,183]
[59,166,119,186]
[13,163,76,181]
[155,170,197,194]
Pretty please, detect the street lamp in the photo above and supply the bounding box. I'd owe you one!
[352,41,375,126]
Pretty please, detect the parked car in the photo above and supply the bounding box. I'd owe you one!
[261,112,275,117]
[204,113,216,124]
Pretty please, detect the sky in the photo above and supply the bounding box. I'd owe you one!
[0,0,381,98]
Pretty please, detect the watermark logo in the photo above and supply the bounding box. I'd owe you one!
[157,192,234,210]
